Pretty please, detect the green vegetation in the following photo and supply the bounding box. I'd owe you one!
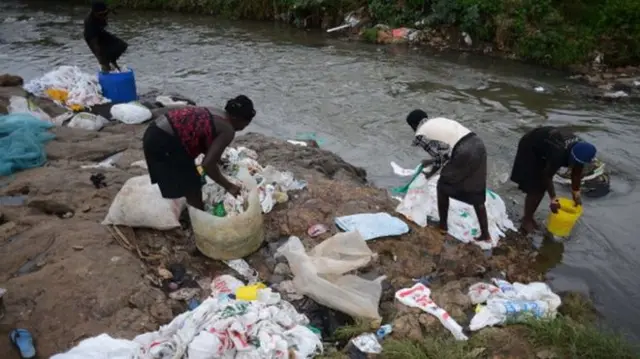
[365,0,640,68]
[103,0,640,68]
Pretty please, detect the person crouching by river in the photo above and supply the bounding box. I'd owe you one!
[142,95,256,210]
[510,126,596,233]
[406,110,491,242]
[84,1,128,72]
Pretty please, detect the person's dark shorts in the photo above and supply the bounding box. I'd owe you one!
[437,133,487,205]
[142,122,201,199]
[510,131,546,194]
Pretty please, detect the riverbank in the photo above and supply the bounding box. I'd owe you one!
[0,83,638,358]
[98,0,640,96]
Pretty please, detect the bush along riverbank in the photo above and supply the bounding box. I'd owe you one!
[102,0,640,94]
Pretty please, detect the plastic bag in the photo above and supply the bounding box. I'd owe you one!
[189,167,265,260]
[102,175,186,230]
[277,232,385,319]
[110,102,153,125]
[67,112,109,131]
[49,334,141,359]
[8,96,51,122]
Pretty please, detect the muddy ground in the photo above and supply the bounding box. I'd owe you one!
[0,86,550,358]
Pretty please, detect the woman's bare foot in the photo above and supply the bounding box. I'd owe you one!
[520,219,539,233]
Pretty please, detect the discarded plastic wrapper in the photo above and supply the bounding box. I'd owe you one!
[225,259,259,283]
[351,333,382,354]
[335,212,409,241]
[468,279,561,331]
[277,232,385,319]
[395,283,468,341]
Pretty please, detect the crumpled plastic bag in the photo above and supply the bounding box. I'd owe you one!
[49,334,142,359]
[277,232,385,319]
[111,102,153,125]
[8,96,51,122]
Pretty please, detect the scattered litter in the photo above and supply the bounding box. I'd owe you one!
[0,114,55,176]
[102,175,186,230]
[351,333,382,354]
[287,140,308,147]
[51,276,323,359]
[396,283,468,341]
[67,112,109,131]
[326,13,361,33]
[110,102,153,125]
[307,224,329,238]
[278,232,385,319]
[376,324,393,339]
[468,279,561,331]
[10,328,36,359]
[89,173,107,188]
[235,282,267,301]
[335,212,409,241]
[277,280,304,301]
[24,66,110,109]
[391,162,515,249]
[8,96,51,122]
[603,90,628,98]
[224,259,259,283]
[534,86,545,93]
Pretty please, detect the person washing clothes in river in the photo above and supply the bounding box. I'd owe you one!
[84,1,128,72]
[510,126,597,233]
[142,95,256,210]
[406,110,491,243]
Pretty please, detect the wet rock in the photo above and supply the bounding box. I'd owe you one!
[0,74,23,87]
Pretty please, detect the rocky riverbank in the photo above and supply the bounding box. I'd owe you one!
[0,83,637,358]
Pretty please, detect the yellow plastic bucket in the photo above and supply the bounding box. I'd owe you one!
[546,197,583,237]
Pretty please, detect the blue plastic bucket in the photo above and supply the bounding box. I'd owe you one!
[98,69,138,104]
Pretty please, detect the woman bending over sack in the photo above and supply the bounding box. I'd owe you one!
[142,95,256,210]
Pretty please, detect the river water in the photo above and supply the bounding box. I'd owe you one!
[2,0,640,341]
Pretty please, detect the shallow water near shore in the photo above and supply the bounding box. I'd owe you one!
[2,0,640,341]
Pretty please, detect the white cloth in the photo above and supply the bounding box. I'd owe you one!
[415,117,471,148]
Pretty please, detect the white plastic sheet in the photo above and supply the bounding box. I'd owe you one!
[335,212,409,241]
[277,232,385,319]
[468,279,562,331]
[111,102,153,125]
[391,161,515,249]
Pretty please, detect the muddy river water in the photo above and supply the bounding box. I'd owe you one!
[2,0,640,341]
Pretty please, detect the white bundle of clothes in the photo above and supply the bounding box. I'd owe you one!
[391,162,515,249]
[200,147,307,215]
[51,276,323,359]
[23,66,109,108]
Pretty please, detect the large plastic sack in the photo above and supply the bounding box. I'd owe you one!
[189,167,265,260]
[110,102,153,125]
[49,334,141,359]
[0,114,55,176]
[391,162,515,249]
[277,232,385,319]
[102,175,186,230]
[67,112,109,131]
[7,96,51,122]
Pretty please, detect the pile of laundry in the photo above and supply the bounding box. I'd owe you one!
[199,146,307,216]
[390,162,515,249]
[23,66,109,110]
[468,278,562,331]
[51,275,323,359]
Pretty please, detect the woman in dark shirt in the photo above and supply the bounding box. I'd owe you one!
[84,1,128,72]
[510,126,597,233]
